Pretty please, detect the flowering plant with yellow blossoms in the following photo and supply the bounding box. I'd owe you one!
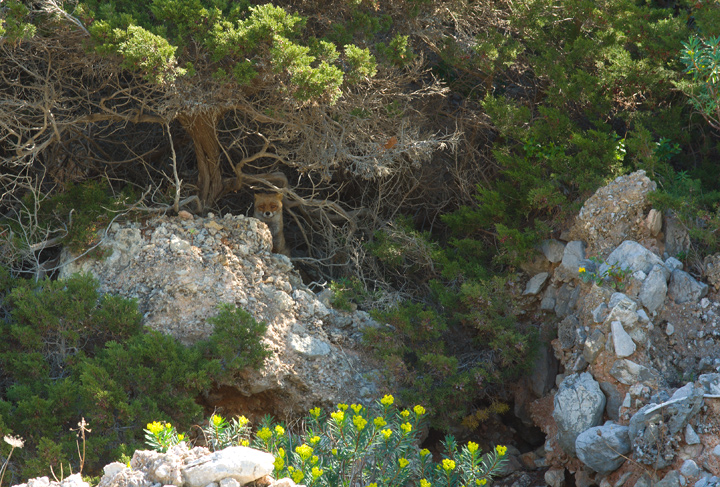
[143,421,185,453]
[253,395,507,487]
[203,414,251,451]
[145,396,507,487]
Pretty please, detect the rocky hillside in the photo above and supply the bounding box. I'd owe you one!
[512,171,720,487]
[15,170,720,487]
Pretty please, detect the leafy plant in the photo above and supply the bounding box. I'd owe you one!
[146,397,509,487]
[579,258,631,290]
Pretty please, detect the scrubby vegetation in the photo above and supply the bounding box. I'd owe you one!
[3,0,720,481]
[0,271,269,481]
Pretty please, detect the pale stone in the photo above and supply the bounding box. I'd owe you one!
[611,321,636,358]
[182,446,274,487]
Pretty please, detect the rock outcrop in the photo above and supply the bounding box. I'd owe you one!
[58,212,383,416]
[516,171,720,486]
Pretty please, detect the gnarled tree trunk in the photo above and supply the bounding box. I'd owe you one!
[177,111,225,209]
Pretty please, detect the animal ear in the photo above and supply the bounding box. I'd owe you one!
[273,193,283,201]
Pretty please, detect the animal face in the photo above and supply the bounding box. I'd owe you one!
[254,193,283,219]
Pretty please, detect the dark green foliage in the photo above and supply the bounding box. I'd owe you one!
[200,303,272,373]
[33,181,134,254]
[365,268,537,428]
[0,273,270,481]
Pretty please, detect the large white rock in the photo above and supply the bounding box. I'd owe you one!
[182,446,274,487]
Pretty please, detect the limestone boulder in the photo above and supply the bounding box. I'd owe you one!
[553,372,606,457]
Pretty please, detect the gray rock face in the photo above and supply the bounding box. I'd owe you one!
[575,422,630,474]
[609,359,657,385]
[558,315,580,350]
[600,240,665,276]
[561,241,586,278]
[541,239,566,263]
[664,211,690,258]
[555,283,581,317]
[583,329,605,364]
[553,372,606,457]
[698,373,720,394]
[668,269,709,304]
[611,321,636,358]
[657,471,683,487]
[524,272,550,295]
[685,424,701,445]
[599,382,622,421]
[639,264,668,314]
[182,447,274,487]
[628,385,704,469]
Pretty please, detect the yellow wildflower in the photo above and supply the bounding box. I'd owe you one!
[331,410,345,422]
[380,395,394,406]
[476,479,487,486]
[398,458,409,468]
[295,444,313,461]
[381,429,392,440]
[467,441,479,453]
[578,267,586,273]
[291,470,304,484]
[311,455,319,465]
[278,447,286,458]
[420,479,431,487]
[353,415,368,431]
[309,435,321,445]
[400,409,411,418]
[351,404,363,413]
[496,445,507,456]
[311,466,323,480]
[331,448,338,455]
[374,416,387,428]
[275,425,285,436]
[240,439,250,446]
[146,421,164,435]
[442,459,456,472]
[211,415,224,427]
[367,484,378,487]
[236,415,249,427]
[337,403,349,411]
[414,405,426,415]
[309,407,322,418]
[177,434,185,442]
[256,427,272,442]
[400,422,412,434]
[273,456,284,470]
[420,448,431,457]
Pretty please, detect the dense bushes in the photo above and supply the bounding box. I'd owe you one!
[0,271,270,482]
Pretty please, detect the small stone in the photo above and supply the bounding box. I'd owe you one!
[178,210,194,220]
[646,209,663,236]
[545,468,566,487]
[611,321,636,358]
[667,323,675,336]
[686,424,700,445]
[524,272,549,295]
[681,459,701,478]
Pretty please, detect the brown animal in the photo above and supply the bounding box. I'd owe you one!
[253,192,290,257]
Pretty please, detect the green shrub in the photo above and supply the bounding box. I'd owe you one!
[0,273,270,481]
